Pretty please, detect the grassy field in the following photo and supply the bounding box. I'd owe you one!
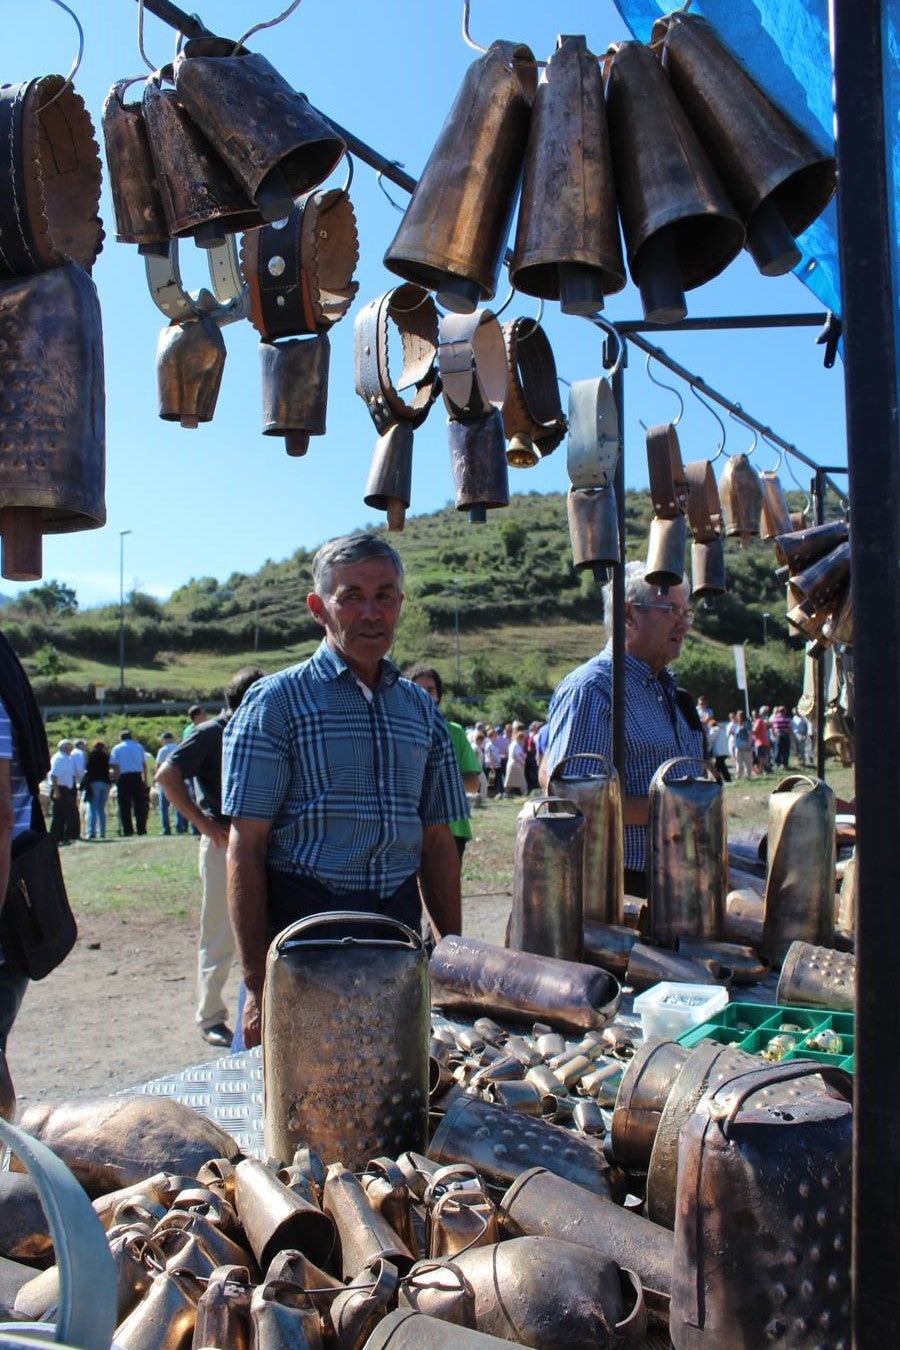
[60,763,854,918]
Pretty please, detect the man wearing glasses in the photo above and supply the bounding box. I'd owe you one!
[540,561,705,897]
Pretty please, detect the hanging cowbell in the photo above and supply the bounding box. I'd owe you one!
[772,518,849,573]
[385,41,536,312]
[173,37,345,222]
[604,41,744,323]
[259,333,330,456]
[0,76,103,279]
[242,188,359,340]
[787,538,851,611]
[501,318,567,466]
[653,11,836,277]
[758,469,793,538]
[447,409,510,523]
[142,71,262,249]
[685,460,725,598]
[718,452,763,545]
[645,423,688,587]
[690,538,725,598]
[511,34,625,314]
[102,81,169,251]
[364,423,414,532]
[156,314,226,428]
[0,265,105,582]
[567,487,620,583]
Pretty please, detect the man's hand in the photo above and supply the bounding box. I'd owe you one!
[241,987,263,1049]
[419,823,461,940]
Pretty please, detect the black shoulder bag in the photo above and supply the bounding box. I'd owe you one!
[0,798,77,980]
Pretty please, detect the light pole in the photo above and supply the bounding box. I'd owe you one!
[119,529,132,703]
[763,611,770,646]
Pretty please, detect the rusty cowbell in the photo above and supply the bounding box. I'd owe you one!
[447,410,510,523]
[259,333,330,456]
[604,41,744,323]
[718,452,763,545]
[648,757,727,946]
[156,314,227,428]
[364,423,414,532]
[102,81,169,252]
[511,34,624,314]
[510,798,585,963]
[173,38,345,221]
[385,41,536,312]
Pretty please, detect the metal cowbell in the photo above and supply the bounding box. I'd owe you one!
[625,942,726,993]
[385,41,536,312]
[174,38,345,221]
[156,315,226,428]
[776,940,855,1013]
[547,753,624,927]
[604,41,744,323]
[567,487,620,583]
[787,539,851,610]
[762,775,836,964]
[447,410,510,522]
[142,73,262,249]
[259,333,330,456]
[773,518,849,572]
[691,538,726,598]
[654,11,836,277]
[511,35,625,314]
[192,1265,253,1350]
[758,470,793,539]
[646,515,688,588]
[510,798,585,963]
[646,422,688,585]
[648,757,727,947]
[0,264,105,582]
[0,76,103,279]
[718,453,763,545]
[364,423,414,531]
[102,81,169,250]
[502,318,568,465]
[322,1163,415,1280]
[233,1157,335,1273]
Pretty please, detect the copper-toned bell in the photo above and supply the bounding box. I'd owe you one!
[156,314,226,428]
[510,798,585,963]
[102,81,169,250]
[142,72,262,249]
[511,34,624,314]
[654,11,836,277]
[718,452,763,544]
[645,515,687,588]
[690,538,726,598]
[448,410,510,523]
[501,317,567,464]
[648,757,727,946]
[364,423,414,532]
[604,41,744,323]
[762,774,836,964]
[0,265,105,582]
[242,188,359,340]
[773,518,849,572]
[685,459,721,543]
[174,38,345,221]
[385,41,536,312]
[0,76,103,279]
[758,470,793,539]
[567,486,620,583]
[259,333,329,456]
[788,539,851,610]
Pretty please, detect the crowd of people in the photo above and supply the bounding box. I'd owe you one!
[696,700,813,782]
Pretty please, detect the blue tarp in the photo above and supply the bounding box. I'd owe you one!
[612,0,841,317]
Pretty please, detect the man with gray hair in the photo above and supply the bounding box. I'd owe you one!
[223,532,468,1049]
[540,561,705,896]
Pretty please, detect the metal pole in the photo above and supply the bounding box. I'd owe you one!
[811,473,827,784]
[833,2,900,1341]
[118,529,132,705]
[610,349,626,781]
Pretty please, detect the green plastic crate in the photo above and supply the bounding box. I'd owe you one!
[676,1000,854,1073]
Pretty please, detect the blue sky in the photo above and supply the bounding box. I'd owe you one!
[3,0,845,607]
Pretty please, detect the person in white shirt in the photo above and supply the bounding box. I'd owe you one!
[49,739,80,842]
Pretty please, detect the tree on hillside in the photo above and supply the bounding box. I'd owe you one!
[17,580,78,615]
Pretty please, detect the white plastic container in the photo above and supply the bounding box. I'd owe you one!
[633,981,729,1042]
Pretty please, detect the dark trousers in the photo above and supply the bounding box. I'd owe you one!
[0,962,28,1051]
[714,754,732,782]
[117,772,148,836]
[265,869,421,944]
[50,786,80,842]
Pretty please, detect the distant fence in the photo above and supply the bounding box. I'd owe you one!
[41,701,201,720]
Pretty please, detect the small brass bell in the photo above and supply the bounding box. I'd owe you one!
[364,423,414,532]
[654,11,836,277]
[156,314,226,428]
[259,334,330,456]
[385,41,536,312]
[102,81,169,251]
[447,410,510,522]
[718,453,763,544]
[511,34,625,314]
[142,71,262,249]
[567,486,620,584]
[604,41,744,323]
[758,470,793,539]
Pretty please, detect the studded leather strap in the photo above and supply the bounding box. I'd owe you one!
[354,284,440,433]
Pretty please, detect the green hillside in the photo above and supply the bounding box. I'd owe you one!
[3,488,825,727]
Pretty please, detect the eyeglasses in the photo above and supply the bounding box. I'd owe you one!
[633,602,694,624]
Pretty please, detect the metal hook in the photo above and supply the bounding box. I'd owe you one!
[234,0,304,54]
[643,350,683,425]
[728,409,757,456]
[492,284,515,320]
[589,315,624,381]
[136,0,159,72]
[39,0,85,108]
[690,384,726,463]
[515,297,546,339]
[316,150,354,204]
[760,432,784,475]
[461,0,488,53]
[376,165,407,213]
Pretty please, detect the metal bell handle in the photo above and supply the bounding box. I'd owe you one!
[0,1116,117,1349]
[652,756,721,785]
[709,1058,853,1138]
[273,910,424,951]
[549,751,616,782]
[616,1267,649,1346]
[770,773,820,794]
[526,796,584,819]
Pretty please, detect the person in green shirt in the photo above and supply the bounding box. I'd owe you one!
[404,665,480,859]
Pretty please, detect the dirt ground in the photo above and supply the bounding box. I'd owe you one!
[9,889,513,1111]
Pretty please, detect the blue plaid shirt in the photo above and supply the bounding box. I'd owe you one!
[543,642,705,872]
[222,641,469,896]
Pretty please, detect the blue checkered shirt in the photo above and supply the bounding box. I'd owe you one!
[221,641,469,896]
[543,642,705,872]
